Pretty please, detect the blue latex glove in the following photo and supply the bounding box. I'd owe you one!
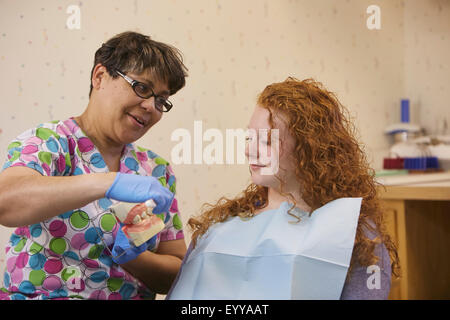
[105,173,174,214]
[111,224,158,265]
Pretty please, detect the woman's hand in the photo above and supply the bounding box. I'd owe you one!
[105,173,174,213]
[120,239,186,294]
[111,224,157,265]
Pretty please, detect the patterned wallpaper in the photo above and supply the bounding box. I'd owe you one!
[0,0,449,277]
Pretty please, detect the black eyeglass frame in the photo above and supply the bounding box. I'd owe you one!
[115,69,173,112]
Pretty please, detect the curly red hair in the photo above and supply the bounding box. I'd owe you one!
[188,77,400,279]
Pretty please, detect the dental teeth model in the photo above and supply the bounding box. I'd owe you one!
[110,200,165,247]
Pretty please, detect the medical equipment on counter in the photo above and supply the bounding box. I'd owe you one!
[381,99,448,172]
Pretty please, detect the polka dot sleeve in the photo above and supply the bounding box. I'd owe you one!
[158,164,184,242]
[2,122,71,177]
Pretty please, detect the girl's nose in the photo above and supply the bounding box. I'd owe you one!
[245,132,259,163]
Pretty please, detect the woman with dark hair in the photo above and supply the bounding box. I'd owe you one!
[0,31,188,300]
[168,77,399,300]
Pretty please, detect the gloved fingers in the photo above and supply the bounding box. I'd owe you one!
[105,173,156,203]
[111,245,124,257]
[149,193,166,214]
[114,225,132,249]
[112,239,140,264]
[145,234,158,248]
[106,174,176,209]
[111,244,128,264]
[134,240,150,254]
[150,190,174,214]
[112,240,148,264]
[112,251,134,265]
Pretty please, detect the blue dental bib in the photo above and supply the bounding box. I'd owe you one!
[168,197,362,300]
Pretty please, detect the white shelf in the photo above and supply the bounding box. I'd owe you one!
[376,171,450,186]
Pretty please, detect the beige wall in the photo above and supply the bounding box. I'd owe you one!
[403,0,450,134]
[0,0,449,292]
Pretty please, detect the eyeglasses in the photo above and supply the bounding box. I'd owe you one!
[115,69,173,112]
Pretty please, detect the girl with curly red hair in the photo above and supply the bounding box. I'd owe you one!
[167,77,399,300]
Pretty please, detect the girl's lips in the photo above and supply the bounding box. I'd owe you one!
[250,164,266,170]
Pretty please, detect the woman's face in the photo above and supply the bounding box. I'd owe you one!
[245,105,297,189]
[94,66,169,145]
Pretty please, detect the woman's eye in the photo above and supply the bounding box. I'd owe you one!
[136,83,151,95]
[156,96,167,104]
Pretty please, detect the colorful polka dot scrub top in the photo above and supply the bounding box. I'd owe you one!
[0,118,184,300]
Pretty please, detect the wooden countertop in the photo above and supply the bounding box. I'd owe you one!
[377,185,450,200]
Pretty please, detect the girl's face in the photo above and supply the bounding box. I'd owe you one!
[245,105,297,189]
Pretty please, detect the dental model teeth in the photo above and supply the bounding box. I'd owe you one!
[123,215,165,247]
[133,215,142,224]
[110,199,164,246]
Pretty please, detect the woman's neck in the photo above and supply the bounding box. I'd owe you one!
[74,105,124,163]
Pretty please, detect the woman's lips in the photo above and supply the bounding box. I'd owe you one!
[127,113,146,128]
